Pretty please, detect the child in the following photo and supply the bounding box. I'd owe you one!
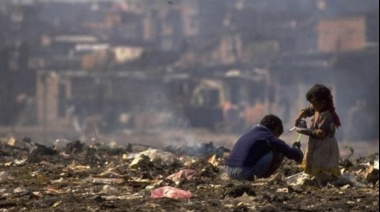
[294,84,341,177]
[225,114,303,181]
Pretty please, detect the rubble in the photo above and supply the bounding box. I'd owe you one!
[0,136,378,211]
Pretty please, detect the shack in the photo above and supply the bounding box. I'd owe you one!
[35,69,268,133]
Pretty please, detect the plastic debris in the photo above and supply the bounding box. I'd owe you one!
[374,155,379,170]
[285,172,309,185]
[127,148,179,166]
[151,186,192,199]
[207,154,220,166]
[166,169,197,184]
[99,185,120,195]
[129,154,152,169]
[333,172,368,188]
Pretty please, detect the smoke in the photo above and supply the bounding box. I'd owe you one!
[0,0,378,148]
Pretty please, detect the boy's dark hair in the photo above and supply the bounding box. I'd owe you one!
[260,114,284,135]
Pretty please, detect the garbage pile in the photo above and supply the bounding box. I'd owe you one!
[0,136,378,211]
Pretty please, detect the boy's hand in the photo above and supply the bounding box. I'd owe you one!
[292,142,301,149]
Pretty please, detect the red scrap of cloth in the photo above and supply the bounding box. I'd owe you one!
[151,186,192,199]
[166,169,197,182]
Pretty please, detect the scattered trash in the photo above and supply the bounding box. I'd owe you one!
[92,178,124,185]
[166,169,197,184]
[129,154,153,169]
[54,139,72,150]
[6,137,31,150]
[340,146,355,167]
[365,164,379,184]
[207,154,220,166]
[285,172,310,186]
[99,185,120,195]
[0,171,13,182]
[276,188,288,193]
[0,135,377,211]
[332,172,368,188]
[126,148,179,166]
[151,186,192,199]
[374,155,379,170]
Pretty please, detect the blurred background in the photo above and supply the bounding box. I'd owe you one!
[0,0,378,153]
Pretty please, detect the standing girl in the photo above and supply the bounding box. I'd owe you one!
[295,84,341,177]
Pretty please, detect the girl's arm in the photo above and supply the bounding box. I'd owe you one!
[296,113,335,139]
[294,105,314,126]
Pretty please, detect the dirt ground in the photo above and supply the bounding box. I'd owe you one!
[0,127,379,211]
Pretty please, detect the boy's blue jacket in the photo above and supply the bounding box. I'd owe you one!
[225,125,303,168]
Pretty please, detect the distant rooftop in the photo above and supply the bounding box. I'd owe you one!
[54,35,98,43]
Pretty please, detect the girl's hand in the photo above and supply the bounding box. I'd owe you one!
[296,128,312,136]
[294,110,305,126]
[294,117,302,126]
[294,114,304,126]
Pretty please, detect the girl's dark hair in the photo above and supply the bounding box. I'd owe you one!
[306,84,341,128]
[260,114,284,135]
